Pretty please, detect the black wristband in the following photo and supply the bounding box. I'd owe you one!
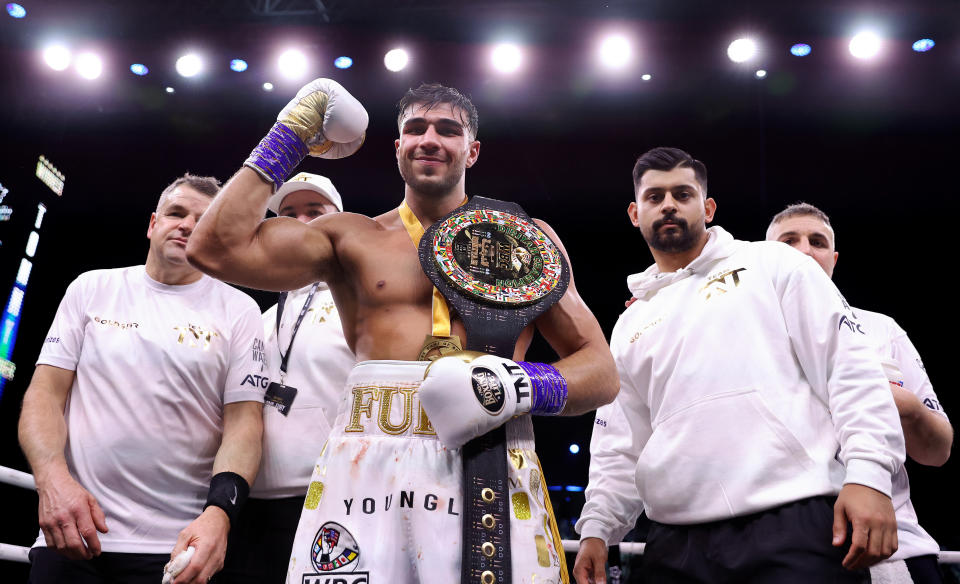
[203,472,249,526]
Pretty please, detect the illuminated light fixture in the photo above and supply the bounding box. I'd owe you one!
[130,63,148,76]
[597,33,632,70]
[727,38,757,63]
[564,485,585,492]
[755,69,767,79]
[790,43,812,57]
[43,44,72,71]
[262,82,274,91]
[277,49,307,79]
[912,38,935,52]
[25,232,39,258]
[176,53,203,77]
[491,42,523,74]
[16,258,32,287]
[384,48,409,72]
[334,56,353,69]
[6,3,26,18]
[75,52,103,80]
[569,443,580,454]
[165,86,175,93]
[849,31,882,60]
[230,59,248,72]
[641,73,652,81]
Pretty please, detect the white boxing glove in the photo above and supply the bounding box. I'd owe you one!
[244,78,369,188]
[419,352,569,449]
[277,77,369,159]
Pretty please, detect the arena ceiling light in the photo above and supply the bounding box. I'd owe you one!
[175,53,203,77]
[129,63,148,76]
[7,3,26,18]
[597,33,632,71]
[262,82,274,91]
[230,59,248,72]
[334,56,353,69]
[912,38,935,53]
[491,42,523,74]
[849,31,882,60]
[165,86,175,93]
[43,44,72,71]
[277,49,308,79]
[384,48,409,72]
[75,52,103,80]
[727,38,758,63]
[641,73,652,81]
[790,43,812,57]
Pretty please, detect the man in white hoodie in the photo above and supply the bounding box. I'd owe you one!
[573,147,905,583]
[767,202,952,584]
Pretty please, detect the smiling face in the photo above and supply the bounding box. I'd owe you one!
[767,214,838,277]
[628,165,716,254]
[146,185,211,269]
[395,101,480,198]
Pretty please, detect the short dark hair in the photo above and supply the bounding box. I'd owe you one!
[632,147,708,194]
[397,83,479,140]
[156,173,220,212]
[766,202,835,244]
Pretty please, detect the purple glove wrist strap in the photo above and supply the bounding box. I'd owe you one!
[517,361,568,416]
[243,122,308,190]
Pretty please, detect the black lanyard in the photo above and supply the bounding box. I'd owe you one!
[276,282,320,380]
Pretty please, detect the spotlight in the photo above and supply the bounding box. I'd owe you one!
[755,69,767,79]
[75,53,103,80]
[6,3,26,18]
[491,42,523,74]
[597,33,632,70]
[912,39,935,53]
[569,443,580,454]
[262,82,274,91]
[334,56,353,69]
[43,44,72,71]
[230,59,248,72]
[165,86,175,93]
[790,43,811,57]
[641,73,652,81]
[849,31,882,60]
[277,49,307,79]
[130,63,148,76]
[176,53,203,77]
[727,38,757,63]
[384,48,409,72]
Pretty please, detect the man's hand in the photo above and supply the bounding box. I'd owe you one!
[832,483,898,570]
[36,467,108,560]
[573,537,608,584]
[169,506,230,584]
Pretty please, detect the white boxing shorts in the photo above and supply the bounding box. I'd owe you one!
[286,360,568,584]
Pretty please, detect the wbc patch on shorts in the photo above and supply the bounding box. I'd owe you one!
[310,522,361,572]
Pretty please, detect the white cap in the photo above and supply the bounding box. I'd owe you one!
[267,172,343,214]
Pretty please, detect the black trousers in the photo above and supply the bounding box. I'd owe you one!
[643,496,871,584]
[28,547,169,584]
[217,495,306,584]
[904,555,944,584]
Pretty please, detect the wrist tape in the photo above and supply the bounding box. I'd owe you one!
[203,471,250,526]
[243,122,309,190]
[517,361,568,416]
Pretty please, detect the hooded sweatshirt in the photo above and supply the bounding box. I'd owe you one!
[577,226,905,543]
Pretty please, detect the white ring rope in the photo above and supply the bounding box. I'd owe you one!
[1,465,957,566]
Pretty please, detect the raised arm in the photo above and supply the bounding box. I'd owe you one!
[187,78,368,291]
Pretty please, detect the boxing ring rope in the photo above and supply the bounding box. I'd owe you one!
[1,464,958,566]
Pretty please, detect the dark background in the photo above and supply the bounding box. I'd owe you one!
[1,0,958,580]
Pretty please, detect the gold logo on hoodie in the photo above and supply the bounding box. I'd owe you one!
[173,323,220,350]
[699,267,747,301]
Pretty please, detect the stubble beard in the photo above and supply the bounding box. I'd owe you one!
[398,158,465,199]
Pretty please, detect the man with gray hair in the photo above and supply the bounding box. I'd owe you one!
[768,202,952,584]
[19,174,267,584]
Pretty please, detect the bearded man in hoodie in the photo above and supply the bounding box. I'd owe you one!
[573,147,906,584]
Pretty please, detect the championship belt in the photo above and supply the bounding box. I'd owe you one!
[418,196,570,584]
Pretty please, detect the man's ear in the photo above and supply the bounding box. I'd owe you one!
[464,140,480,169]
[627,201,640,228]
[704,197,717,223]
[147,212,157,239]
